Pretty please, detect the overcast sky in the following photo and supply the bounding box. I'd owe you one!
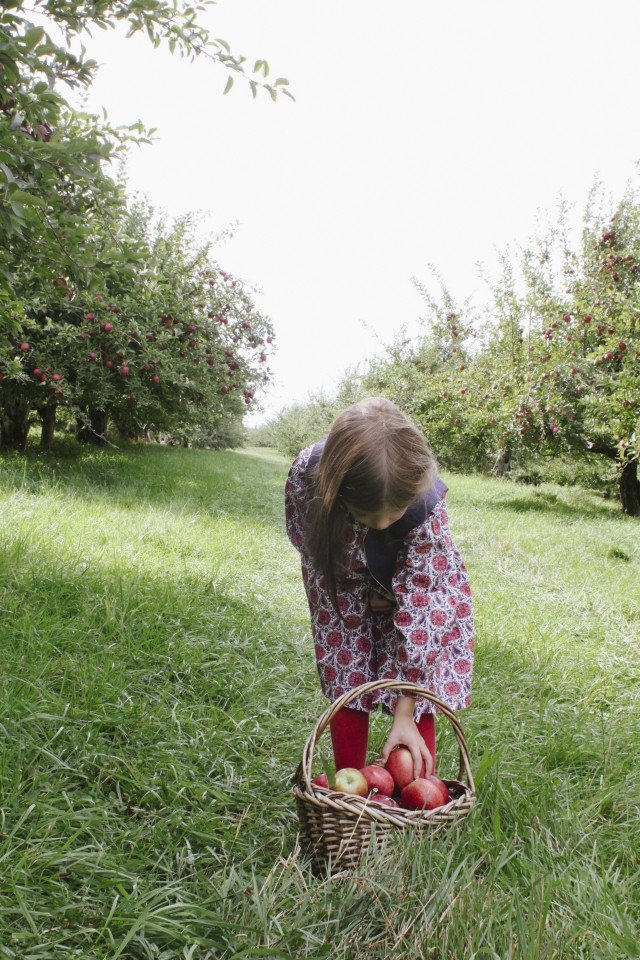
[66,0,640,423]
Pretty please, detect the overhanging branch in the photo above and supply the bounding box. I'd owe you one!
[567,431,618,460]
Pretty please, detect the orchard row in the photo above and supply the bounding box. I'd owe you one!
[0,202,275,449]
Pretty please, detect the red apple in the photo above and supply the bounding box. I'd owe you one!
[360,764,395,797]
[333,767,368,797]
[119,365,129,376]
[151,374,160,384]
[428,775,451,804]
[52,373,61,382]
[368,794,398,807]
[400,777,444,811]
[385,746,432,791]
[311,773,329,788]
[19,342,30,352]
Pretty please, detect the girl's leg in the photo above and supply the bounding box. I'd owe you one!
[329,706,369,770]
[416,712,437,771]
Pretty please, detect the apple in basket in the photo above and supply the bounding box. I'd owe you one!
[385,745,433,791]
[311,773,329,788]
[333,767,369,796]
[400,777,446,811]
[368,794,398,808]
[428,774,451,804]
[360,763,395,797]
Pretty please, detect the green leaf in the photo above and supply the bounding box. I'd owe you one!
[0,162,15,184]
[321,759,336,789]
[274,78,289,86]
[249,80,257,99]
[223,75,234,95]
[24,26,45,52]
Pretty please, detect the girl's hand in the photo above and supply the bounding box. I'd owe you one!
[380,697,432,780]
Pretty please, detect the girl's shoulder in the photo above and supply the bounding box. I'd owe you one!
[290,436,327,478]
[399,477,448,536]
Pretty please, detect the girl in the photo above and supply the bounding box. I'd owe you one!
[285,397,474,781]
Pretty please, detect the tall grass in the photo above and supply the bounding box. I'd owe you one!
[0,441,638,958]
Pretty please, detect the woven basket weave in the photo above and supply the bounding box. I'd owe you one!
[293,679,475,874]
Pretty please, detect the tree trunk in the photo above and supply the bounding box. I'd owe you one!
[0,401,31,451]
[38,402,57,451]
[493,445,512,476]
[620,459,640,516]
[76,407,109,446]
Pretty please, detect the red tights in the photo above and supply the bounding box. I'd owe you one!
[329,706,436,772]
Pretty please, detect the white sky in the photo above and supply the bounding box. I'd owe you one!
[63,0,640,423]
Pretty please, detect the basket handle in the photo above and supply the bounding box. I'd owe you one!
[300,679,475,796]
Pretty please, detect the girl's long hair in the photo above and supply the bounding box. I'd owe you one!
[305,397,438,614]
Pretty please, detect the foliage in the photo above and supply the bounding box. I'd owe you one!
[265,374,364,459]
[1,0,288,259]
[1,0,283,449]
[482,185,640,513]
[355,183,640,513]
[0,197,275,447]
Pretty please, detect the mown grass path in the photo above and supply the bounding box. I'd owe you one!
[1,443,638,959]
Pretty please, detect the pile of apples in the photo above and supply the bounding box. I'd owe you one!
[311,745,450,811]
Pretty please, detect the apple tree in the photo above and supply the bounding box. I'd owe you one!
[360,278,501,471]
[1,196,274,449]
[1,0,291,265]
[1,0,282,449]
[483,188,640,514]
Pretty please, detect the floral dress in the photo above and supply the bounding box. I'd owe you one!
[285,439,475,720]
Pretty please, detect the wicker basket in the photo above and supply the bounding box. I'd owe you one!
[293,679,475,874]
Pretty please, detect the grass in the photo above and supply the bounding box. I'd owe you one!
[0,440,639,959]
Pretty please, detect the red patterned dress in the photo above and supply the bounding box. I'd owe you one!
[285,439,474,720]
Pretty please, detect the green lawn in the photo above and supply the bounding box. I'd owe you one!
[0,442,638,959]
